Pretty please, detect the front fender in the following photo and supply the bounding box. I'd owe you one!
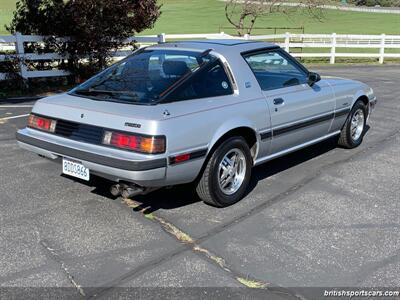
[352,89,369,107]
[349,79,374,105]
[351,84,376,120]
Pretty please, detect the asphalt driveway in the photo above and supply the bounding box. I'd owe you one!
[0,65,399,299]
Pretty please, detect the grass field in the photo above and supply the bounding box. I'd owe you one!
[0,0,15,35]
[1,0,400,36]
[143,0,400,35]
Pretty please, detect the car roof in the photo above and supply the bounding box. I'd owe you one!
[174,39,261,46]
[148,39,279,54]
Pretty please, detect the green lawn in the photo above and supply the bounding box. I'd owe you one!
[0,0,15,35]
[143,0,400,35]
[1,0,400,36]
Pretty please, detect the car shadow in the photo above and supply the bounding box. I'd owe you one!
[64,172,201,212]
[69,129,369,213]
[245,136,338,197]
[0,97,41,104]
[246,125,369,197]
[125,137,338,213]
[124,184,201,214]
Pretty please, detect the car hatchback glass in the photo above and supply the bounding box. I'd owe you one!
[69,49,216,105]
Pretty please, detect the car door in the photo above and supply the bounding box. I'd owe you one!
[243,49,335,154]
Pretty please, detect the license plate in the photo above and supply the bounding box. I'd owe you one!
[62,158,90,181]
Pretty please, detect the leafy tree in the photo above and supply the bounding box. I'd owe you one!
[225,0,324,36]
[7,0,161,77]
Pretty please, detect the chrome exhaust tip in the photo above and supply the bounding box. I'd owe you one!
[110,184,122,197]
[121,185,145,199]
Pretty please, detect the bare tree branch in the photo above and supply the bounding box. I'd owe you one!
[224,0,325,36]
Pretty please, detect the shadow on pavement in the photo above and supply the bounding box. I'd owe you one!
[73,136,343,213]
[246,136,338,196]
[0,97,41,104]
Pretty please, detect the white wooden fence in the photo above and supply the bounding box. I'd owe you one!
[1,32,400,81]
[242,32,400,64]
[0,33,165,81]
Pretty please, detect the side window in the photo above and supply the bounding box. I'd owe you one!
[243,50,308,91]
[165,60,233,101]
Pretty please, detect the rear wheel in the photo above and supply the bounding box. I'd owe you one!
[196,137,252,207]
[338,100,367,149]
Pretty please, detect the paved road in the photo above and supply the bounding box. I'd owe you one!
[0,66,399,299]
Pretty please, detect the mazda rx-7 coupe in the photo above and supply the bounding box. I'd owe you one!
[17,40,377,207]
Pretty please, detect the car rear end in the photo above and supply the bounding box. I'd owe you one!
[16,93,168,188]
[16,44,252,199]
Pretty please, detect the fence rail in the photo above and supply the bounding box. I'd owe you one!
[243,32,400,64]
[0,33,164,81]
[1,32,400,81]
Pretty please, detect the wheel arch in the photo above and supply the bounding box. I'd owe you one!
[194,125,258,185]
[352,92,370,116]
[208,126,258,160]
[196,124,257,174]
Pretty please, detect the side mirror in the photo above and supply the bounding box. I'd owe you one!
[308,72,321,87]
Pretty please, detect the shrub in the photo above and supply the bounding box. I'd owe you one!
[0,55,26,95]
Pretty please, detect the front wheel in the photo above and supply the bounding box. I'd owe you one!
[338,100,367,149]
[196,137,252,207]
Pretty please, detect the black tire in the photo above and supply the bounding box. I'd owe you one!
[196,137,252,207]
[338,100,367,149]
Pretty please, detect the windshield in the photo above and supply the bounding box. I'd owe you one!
[70,49,216,105]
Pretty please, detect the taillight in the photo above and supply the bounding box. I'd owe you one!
[28,114,57,133]
[103,131,165,154]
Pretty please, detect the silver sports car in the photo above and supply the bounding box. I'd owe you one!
[17,40,377,207]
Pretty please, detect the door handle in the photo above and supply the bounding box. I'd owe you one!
[273,98,285,105]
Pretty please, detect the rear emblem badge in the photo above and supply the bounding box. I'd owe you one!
[125,122,141,128]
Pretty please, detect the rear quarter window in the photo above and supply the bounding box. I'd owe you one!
[164,60,234,102]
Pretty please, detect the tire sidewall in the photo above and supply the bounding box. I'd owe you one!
[208,137,252,207]
[346,101,367,147]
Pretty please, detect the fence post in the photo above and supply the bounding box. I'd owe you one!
[379,33,386,64]
[15,32,28,79]
[284,32,290,52]
[330,33,337,64]
[158,33,166,44]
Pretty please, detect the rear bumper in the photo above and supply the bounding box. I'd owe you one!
[16,129,167,186]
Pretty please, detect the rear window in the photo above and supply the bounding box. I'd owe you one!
[70,49,216,105]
